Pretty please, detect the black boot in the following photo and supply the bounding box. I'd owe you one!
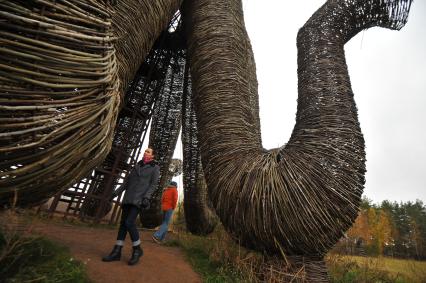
[128,245,143,265]
[102,245,122,262]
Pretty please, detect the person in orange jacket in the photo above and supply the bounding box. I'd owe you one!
[152,181,178,243]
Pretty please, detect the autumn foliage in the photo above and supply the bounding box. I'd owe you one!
[334,198,426,260]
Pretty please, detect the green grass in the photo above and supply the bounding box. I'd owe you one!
[0,212,91,283]
[0,228,90,283]
[184,246,243,283]
[165,232,248,283]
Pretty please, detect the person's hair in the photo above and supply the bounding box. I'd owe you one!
[147,146,155,156]
[137,147,156,166]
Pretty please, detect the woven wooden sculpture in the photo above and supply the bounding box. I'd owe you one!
[0,0,412,281]
[0,0,182,206]
[183,0,411,280]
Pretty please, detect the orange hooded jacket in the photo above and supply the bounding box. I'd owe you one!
[161,186,178,211]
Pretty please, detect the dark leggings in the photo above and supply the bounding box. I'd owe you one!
[117,204,140,242]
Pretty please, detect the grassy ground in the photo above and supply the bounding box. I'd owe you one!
[1,237,91,283]
[172,231,426,283]
[167,223,327,282]
[164,232,248,282]
[326,254,426,283]
[3,210,425,283]
[170,209,426,283]
[345,255,426,282]
[0,211,90,283]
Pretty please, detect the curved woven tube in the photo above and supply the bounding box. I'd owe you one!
[184,0,411,256]
[0,0,119,206]
[111,0,182,95]
[0,0,181,207]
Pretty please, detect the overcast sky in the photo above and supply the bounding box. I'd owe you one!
[240,0,426,204]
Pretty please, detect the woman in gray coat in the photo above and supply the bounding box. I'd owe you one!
[102,147,160,265]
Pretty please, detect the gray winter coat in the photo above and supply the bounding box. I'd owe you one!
[114,161,160,207]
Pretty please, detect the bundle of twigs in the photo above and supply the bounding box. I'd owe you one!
[183,0,412,262]
[240,255,328,283]
[110,0,182,94]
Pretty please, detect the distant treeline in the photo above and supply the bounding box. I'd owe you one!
[333,197,426,260]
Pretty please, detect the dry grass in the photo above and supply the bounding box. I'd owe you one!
[173,213,426,283]
[172,222,318,282]
[326,253,426,283]
[345,255,426,283]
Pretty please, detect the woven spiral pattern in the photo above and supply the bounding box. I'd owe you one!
[184,0,411,256]
[0,0,181,207]
[110,0,182,95]
[0,0,119,206]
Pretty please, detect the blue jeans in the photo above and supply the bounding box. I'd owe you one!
[154,209,174,241]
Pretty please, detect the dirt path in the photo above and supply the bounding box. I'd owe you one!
[33,222,201,283]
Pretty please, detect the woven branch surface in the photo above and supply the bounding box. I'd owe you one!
[0,0,119,206]
[181,67,218,235]
[0,0,413,271]
[0,0,181,206]
[184,0,411,256]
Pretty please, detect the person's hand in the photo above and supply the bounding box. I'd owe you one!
[141,198,150,209]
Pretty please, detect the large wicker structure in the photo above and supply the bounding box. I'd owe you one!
[0,0,182,207]
[183,0,411,280]
[0,0,412,281]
